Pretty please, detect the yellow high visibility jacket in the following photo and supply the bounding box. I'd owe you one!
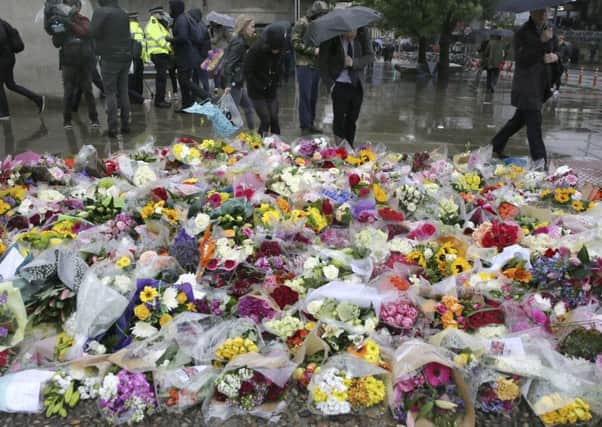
[130,21,148,62]
[145,16,172,56]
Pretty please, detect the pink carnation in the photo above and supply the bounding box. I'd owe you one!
[423,362,451,387]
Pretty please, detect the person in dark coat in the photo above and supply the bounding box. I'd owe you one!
[168,0,209,111]
[243,24,286,135]
[223,15,256,130]
[90,0,131,138]
[490,9,559,171]
[319,27,374,146]
[0,18,44,120]
[188,8,211,93]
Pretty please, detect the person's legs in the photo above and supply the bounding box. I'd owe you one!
[0,66,10,117]
[80,62,99,124]
[331,82,352,143]
[4,63,42,109]
[486,69,494,92]
[152,54,169,104]
[117,62,131,131]
[268,96,280,135]
[189,78,209,102]
[100,60,119,134]
[169,63,179,94]
[198,68,210,93]
[251,99,270,135]
[129,58,144,103]
[491,68,500,91]
[91,59,104,94]
[491,109,526,155]
[344,85,363,145]
[62,66,78,125]
[523,109,546,162]
[296,66,313,130]
[309,67,321,127]
[177,68,193,109]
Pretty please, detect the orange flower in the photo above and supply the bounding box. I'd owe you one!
[498,202,520,220]
[502,264,532,283]
[442,295,459,309]
[390,275,410,291]
[276,198,290,214]
[460,192,475,203]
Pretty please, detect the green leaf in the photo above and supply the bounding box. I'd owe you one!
[577,246,590,265]
[417,400,434,420]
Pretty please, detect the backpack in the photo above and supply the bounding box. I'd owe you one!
[3,21,25,53]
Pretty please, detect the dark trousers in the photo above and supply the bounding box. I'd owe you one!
[151,53,170,104]
[0,61,41,116]
[62,63,98,123]
[486,68,500,92]
[252,97,280,136]
[72,59,104,111]
[296,65,320,129]
[100,59,131,132]
[492,108,547,162]
[193,67,210,93]
[129,58,144,104]
[177,68,209,109]
[332,82,363,145]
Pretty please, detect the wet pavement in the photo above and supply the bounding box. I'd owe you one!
[1,62,601,162]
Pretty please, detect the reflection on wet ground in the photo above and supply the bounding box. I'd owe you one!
[1,62,601,161]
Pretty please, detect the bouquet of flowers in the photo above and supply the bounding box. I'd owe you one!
[308,354,387,415]
[98,370,157,425]
[154,365,218,412]
[475,375,522,418]
[0,284,27,351]
[42,370,100,418]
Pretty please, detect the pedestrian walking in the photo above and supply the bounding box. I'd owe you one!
[188,9,212,94]
[474,38,489,86]
[0,18,44,120]
[168,0,210,111]
[485,35,505,93]
[145,6,173,108]
[490,9,559,172]
[91,0,132,138]
[128,11,146,105]
[243,24,286,136]
[44,0,98,129]
[223,15,257,130]
[319,27,374,146]
[209,22,231,89]
[292,0,329,135]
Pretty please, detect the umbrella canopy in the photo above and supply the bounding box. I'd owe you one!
[206,11,235,28]
[496,0,571,13]
[304,6,382,46]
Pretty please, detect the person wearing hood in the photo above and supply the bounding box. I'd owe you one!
[189,8,211,93]
[91,0,131,138]
[223,15,256,130]
[243,24,286,136]
[168,0,209,111]
[292,0,329,135]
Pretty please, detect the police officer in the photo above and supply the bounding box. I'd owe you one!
[145,6,172,108]
[128,11,146,104]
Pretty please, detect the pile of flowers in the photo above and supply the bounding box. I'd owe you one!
[0,136,600,425]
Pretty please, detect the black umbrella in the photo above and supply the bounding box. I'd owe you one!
[496,0,571,13]
[304,6,382,46]
[206,11,235,28]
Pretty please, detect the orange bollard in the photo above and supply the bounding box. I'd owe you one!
[594,68,599,88]
[578,66,584,85]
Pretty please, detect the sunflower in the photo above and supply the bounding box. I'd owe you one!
[140,286,159,303]
[571,200,585,212]
[406,251,427,268]
[450,257,471,275]
[540,188,552,199]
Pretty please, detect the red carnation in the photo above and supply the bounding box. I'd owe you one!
[104,159,118,176]
[379,207,405,222]
[322,199,334,216]
[348,173,361,187]
[336,148,348,159]
[271,285,299,309]
[239,381,255,396]
[266,384,286,401]
[151,187,169,202]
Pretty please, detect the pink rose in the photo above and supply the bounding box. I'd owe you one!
[401,317,415,329]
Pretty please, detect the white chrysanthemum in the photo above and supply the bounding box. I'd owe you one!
[113,275,133,294]
[99,373,119,400]
[161,287,179,310]
[322,265,339,281]
[37,189,65,202]
[132,321,158,338]
[303,256,320,271]
[133,164,157,187]
[532,293,552,312]
[388,237,413,255]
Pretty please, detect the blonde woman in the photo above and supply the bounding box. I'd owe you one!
[223,15,256,130]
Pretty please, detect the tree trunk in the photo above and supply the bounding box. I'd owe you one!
[418,37,427,64]
[438,18,453,82]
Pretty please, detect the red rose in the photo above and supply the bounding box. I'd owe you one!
[271,285,299,309]
[151,187,169,202]
[322,199,334,216]
[336,148,348,159]
[104,160,118,176]
[379,207,405,222]
[239,381,255,396]
[266,384,286,401]
[348,173,361,187]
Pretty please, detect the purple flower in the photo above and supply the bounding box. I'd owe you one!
[237,296,276,324]
[0,292,7,304]
[169,229,199,272]
[0,326,8,338]
[352,196,377,220]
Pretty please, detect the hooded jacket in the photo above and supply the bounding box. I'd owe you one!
[243,26,285,100]
[90,0,131,62]
[169,0,198,69]
[189,8,211,60]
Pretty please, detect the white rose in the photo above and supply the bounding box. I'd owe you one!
[407,202,417,212]
[194,213,211,233]
[307,300,324,316]
[113,275,133,294]
[424,248,434,260]
[389,238,413,255]
[553,302,567,317]
[322,265,339,281]
[303,256,320,271]
[38,189,65,202]
[133,164,157,187]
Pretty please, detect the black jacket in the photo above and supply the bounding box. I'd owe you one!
[169,0,198,70]
[318,28,374,89]
[511,18,554,111]
[223,35,250,88]
[189,8,211,61]
[0,19,16,68]
[90,0,131,62]
[243,28,285,100]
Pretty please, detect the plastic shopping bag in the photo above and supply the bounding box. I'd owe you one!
[218,93,244,129]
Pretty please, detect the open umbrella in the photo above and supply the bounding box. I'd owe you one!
[304,6,382,46]
[496,0,571,13]
[206,11,235,28]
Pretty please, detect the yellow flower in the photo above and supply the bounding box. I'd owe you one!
[451,257,471,275]
[141,203,154,219]
[0,201,11,215]
[115,256,132,269]
[262,209,281,226]
[372,184,388,203]
[295,157,307,166]
[177,292,188,304]
[290,209,306,222]
[186,302,197,312]
[200,139,216,150]
[134,304,151,321]
[0,241,6,256]
[359,149,376,164]
[313,388,328,403]
[159,313,173,327]
[140,286,159,303]
[495,378,521,401]
[222,145,236,154]
[571,200,585,212]
[454,353,470,367]
[540,188,552,199]
[305,321,316,331]
[345,155,361,166]
[162,208,179,224]
[406,250,426,268]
